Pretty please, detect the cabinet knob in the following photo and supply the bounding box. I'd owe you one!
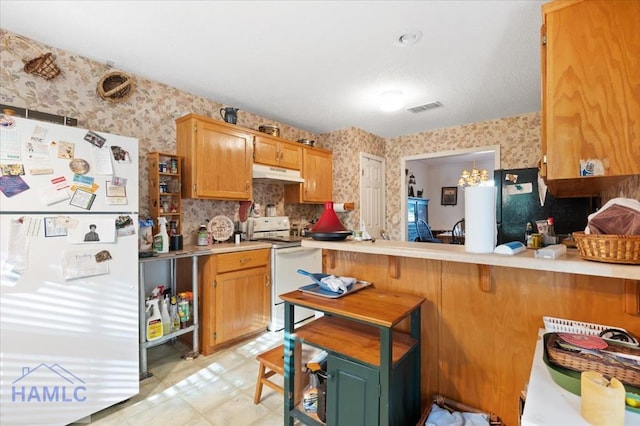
[239,257,251,264]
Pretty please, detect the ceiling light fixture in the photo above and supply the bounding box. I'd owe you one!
[379,90,404,112]
[458,160,489,187]
[395,30,423,47]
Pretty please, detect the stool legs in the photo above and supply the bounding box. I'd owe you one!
[253,362,267,404]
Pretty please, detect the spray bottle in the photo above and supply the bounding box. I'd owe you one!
[153,217,169,253]
[160,294,172,336]
[145,298,163,341]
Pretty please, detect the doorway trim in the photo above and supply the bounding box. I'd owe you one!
[400,145,500,241]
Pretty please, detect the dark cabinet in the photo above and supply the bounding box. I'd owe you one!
[407,197,429,242]
[326,355,379,426]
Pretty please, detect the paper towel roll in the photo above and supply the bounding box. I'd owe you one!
[581,371,625,426]
[334,202,354,213]
[464,185,497,253]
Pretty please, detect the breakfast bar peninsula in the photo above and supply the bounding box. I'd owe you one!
[301,239,639,426]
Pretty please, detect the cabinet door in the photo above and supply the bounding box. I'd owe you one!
[302,148,333,203]
[253,136,280,168]
[254,136,302,170]
[214,265,270,344]
[195,120,253,199]
[326,354,379,426]
[543,0,640,181]
[278,141,302,170]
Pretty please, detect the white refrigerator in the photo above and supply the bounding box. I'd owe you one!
[0,115,139,425]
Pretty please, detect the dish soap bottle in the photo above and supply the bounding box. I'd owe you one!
[145,298,163,341]
[153,217,169,253]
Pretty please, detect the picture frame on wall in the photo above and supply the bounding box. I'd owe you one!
[441,186,458,206]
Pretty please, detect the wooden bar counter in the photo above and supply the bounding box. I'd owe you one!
[301,239,640,426]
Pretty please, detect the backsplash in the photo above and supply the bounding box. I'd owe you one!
[2,29,635,241]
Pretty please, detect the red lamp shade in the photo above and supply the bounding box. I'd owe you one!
[310,202,347,233]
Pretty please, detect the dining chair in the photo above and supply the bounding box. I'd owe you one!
[416,219,442,243]
[451,219,465,245]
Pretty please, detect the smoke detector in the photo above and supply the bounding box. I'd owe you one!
[407,101,443,113]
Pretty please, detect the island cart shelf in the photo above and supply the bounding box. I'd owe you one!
[280,287,425,426]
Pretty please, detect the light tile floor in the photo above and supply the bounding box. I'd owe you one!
[80,330,288,426]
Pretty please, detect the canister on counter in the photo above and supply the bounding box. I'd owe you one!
[528,233,542,249]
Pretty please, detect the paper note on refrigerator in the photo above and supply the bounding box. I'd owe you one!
[505,182,533,195]
[62,250,109,280]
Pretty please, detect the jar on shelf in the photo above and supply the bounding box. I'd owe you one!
[159,182,168,193]
[169,158,178,174]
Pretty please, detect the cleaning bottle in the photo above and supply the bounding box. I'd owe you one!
[170,296,180,331]
[153,217,169,253]
[302,372,320,413]
[160,294,171,336]
[145,298,163,341]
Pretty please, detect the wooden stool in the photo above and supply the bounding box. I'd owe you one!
[254,344,284,404]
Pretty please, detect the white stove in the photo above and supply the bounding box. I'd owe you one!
[246,216,321,330]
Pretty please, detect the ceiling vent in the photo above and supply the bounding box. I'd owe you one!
[407,101,443,114]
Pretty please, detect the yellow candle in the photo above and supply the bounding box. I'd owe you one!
[581,371,625,426]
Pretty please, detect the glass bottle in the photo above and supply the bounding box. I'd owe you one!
[525,222,533,247]
[545,217,558,245]
[197,224,208,246]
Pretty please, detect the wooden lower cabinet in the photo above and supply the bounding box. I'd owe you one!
[198,249,270,355]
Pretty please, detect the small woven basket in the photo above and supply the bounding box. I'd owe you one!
[96,71,134,103]
[573,231,640,264]
[1,34,61,80]
[545,333,640,388]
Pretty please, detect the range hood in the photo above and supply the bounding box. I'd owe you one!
[252,163,304,184]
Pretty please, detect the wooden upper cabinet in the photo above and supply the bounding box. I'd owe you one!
[541,0,640,197]
[253,134,302,170]
[285,146,333,203]
[176,114,253,200]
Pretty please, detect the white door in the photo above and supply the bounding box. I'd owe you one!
[359,153,385,239]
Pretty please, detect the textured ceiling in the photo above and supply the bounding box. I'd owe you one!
[0,0,547,138]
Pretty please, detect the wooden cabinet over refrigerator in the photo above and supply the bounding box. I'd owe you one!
[541,0,640,197]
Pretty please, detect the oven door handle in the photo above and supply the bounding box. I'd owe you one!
[275,247,319,256]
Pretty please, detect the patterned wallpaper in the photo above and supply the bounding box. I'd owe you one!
[2,30,636,242]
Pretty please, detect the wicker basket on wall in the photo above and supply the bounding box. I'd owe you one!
[96,71,134,103]
[1,34,61,80]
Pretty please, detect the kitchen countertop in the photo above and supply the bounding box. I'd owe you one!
[301,239,639,280]
[521,330,639,425]
[138,241,272,262]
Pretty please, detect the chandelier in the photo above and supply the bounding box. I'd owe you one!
[458,162,489,187]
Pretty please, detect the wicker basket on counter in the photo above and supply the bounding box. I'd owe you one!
[545,333,640,388]
[573,231,640,264]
